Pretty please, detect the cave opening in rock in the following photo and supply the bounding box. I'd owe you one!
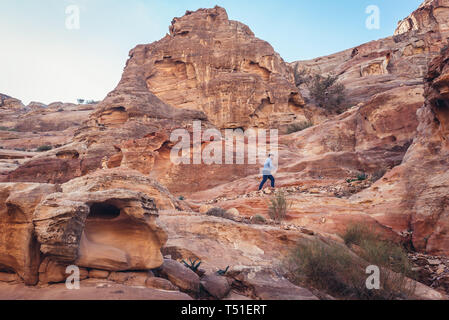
[88,203,121,220]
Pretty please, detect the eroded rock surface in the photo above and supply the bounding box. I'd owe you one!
[33,170,168,271]
[134,6,305,129]
[0,183,58,285]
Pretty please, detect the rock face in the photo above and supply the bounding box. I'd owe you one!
[353,46,449,255]
[33,170,168,271]
[0,183,58,285]
[291,0,449,107]
[125,6,305,129]
[0,169,170,285]
[0,94,25,111]
[395,0,449,36]
[200,274,231,299]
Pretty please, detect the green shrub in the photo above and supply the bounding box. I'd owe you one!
[267,191,291,222]
[182,258,202,273]
[307,74,346,112]
[217,266,230,276]
[342,223,378,246]
[357,173,368,181]
[286,237,416,300]
[286,121,313,134]
[0,126,17,132]
[36,145,52,152]
[287,239,364,297]
[359,239,414,278]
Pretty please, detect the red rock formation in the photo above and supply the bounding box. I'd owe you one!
[125,6,305,129]
[0,183,58,285]
[354,46,449,256]
[292,0,449,108]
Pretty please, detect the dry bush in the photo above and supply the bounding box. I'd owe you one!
[206,207,234,220]
[307,74,346,112]
[267,191,291,222]
[286,234,416,300]
[286,121,313,134]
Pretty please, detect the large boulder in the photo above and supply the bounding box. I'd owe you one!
[157,259,200,293]
[201,274,231,299]
[33,172,168,271]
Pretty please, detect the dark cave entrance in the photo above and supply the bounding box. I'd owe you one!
[88,203,121,220]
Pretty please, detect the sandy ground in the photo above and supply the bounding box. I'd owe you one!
[0,279,191,300]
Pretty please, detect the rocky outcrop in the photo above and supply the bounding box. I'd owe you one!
[0,183,58,285]
[0,97,95,152]
[33,170,168,271]
[352,46,449,256]
[0,169,172,285]
[292,0,449,108]
[394,0,449,36]
[122,6,305,129]
[0,94,25,111]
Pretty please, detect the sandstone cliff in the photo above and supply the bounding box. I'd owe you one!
[124,6,306,129]
[291,0,449,107]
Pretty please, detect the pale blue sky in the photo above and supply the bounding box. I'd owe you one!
[0,0,423,105]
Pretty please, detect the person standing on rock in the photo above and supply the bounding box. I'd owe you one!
[259,154,276,191]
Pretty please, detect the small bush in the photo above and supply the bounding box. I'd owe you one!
[359,239,414,278]
[286,121,313,134]
[252,214,266,224]
[287,239,364,297]
[293,67,309,87]
[371,169,387,183]
[182,258,202,273]
[206,207,234,220]
[357,173,368,181]
[0,126,17,132]
[343,223,377,247]
[267,191,291,222]
[178,196,185,201]
[287,237,416,300]
[36,145,52,152]
[307,74,346,112]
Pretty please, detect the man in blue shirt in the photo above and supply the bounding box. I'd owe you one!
[259,154,276,191]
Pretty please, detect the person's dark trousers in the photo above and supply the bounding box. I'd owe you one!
[259,175,275,190]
